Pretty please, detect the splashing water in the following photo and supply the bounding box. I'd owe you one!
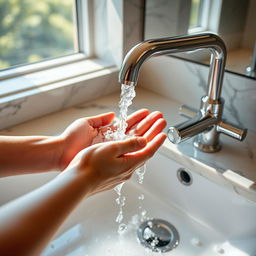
[116,84,136,139]
[114,182,125,225]
[104,84,136,141]
[105,84,136,232]
[136,164,147,220]
[104,84,148,233]
[136,164,146,184]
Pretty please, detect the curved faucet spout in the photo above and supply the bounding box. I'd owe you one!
[119,33,226,102]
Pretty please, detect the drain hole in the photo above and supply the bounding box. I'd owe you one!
[177,168,192,185]
[137,219,179,253]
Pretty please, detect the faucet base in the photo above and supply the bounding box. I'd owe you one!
[193,139,221,153]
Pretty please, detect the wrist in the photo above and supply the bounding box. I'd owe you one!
[58,163,93,199]
[55,134,69,171]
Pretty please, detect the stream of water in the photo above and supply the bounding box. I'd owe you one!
[104,84,148,234]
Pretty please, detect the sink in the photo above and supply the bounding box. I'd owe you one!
[0,152,255,255]
[39,152,256,256]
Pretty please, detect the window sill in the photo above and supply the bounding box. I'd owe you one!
[0,57,117,100]
[0,58,119,129]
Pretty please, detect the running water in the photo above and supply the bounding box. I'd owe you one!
[104,84,136,141]
[104,84,148,234]
[104,84,136,233]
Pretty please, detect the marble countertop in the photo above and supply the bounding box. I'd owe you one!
[1,88,255,202]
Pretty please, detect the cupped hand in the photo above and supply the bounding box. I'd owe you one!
[59,109,167,170]
[62,133,167,198]
[59,112,115,170]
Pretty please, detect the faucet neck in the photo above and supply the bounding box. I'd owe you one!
[119,33,227,102]
[207,50,226,103]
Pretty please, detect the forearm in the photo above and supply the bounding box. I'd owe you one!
[0,135,64,177]
[0,169,89,256]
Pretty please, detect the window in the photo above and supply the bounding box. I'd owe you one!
[0,0,86,71]
[0,0,123,129]
[188,0,211,33]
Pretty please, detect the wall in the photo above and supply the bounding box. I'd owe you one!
[242,0,256,49]
[144,0,190,39]
[139,56,256,131]
[137,0,256,131]
[218,0,249,50]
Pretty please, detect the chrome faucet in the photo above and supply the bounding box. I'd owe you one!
[119,33,247,152]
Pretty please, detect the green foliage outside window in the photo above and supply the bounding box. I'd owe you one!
[0,0,76,70]
[189,0,202,29]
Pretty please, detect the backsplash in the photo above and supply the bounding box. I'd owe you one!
[139,56,256,131]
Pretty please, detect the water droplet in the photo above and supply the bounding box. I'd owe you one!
[191,238,203,247]
[141,210,147,216]
[138,194,144,200]
[118,223,127,234]
[214,245,225,254]
[114,183,124,196]
[116,211,123,223]
[147,221,153,228]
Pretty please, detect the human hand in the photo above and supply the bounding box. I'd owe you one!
[62,133,166,198]
[58,112,115,170]
[59,109,166,170]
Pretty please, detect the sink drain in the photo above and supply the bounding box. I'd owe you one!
[137,219,179,253]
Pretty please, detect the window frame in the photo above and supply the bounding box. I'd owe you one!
[0,0,120,101]
[188,0,223,35]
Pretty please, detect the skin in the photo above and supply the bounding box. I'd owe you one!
[0,109,167,256]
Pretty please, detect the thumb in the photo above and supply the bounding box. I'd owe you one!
[114,137,147,156]
[88,112,115,128]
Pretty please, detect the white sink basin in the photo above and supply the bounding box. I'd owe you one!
[0,152,255,255]
[42,153,256,256]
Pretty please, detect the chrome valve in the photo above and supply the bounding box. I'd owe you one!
[168,103,247,152]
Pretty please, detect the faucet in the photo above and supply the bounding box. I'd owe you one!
[119,33,247,153]
[246,42,256,78]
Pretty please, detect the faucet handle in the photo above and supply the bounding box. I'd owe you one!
[168,113,217,144]
[217,121,247,141]
[179,105,197,119]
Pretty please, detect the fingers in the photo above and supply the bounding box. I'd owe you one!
[123,133,167,164]
[127,111,163,136]
[88,112,115,128]
[111,137,147,156]
[124,109,150,131]
[143,133,167,157]
[143,118,167,141]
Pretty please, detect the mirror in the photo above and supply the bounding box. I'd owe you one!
[144,0,256,79]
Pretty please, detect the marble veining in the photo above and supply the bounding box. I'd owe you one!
[184,61,207,92]
[0,97,27,118]
[139,56,256,131]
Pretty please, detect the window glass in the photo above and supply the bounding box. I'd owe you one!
[189,0,204,29]
[0,0,78,70]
